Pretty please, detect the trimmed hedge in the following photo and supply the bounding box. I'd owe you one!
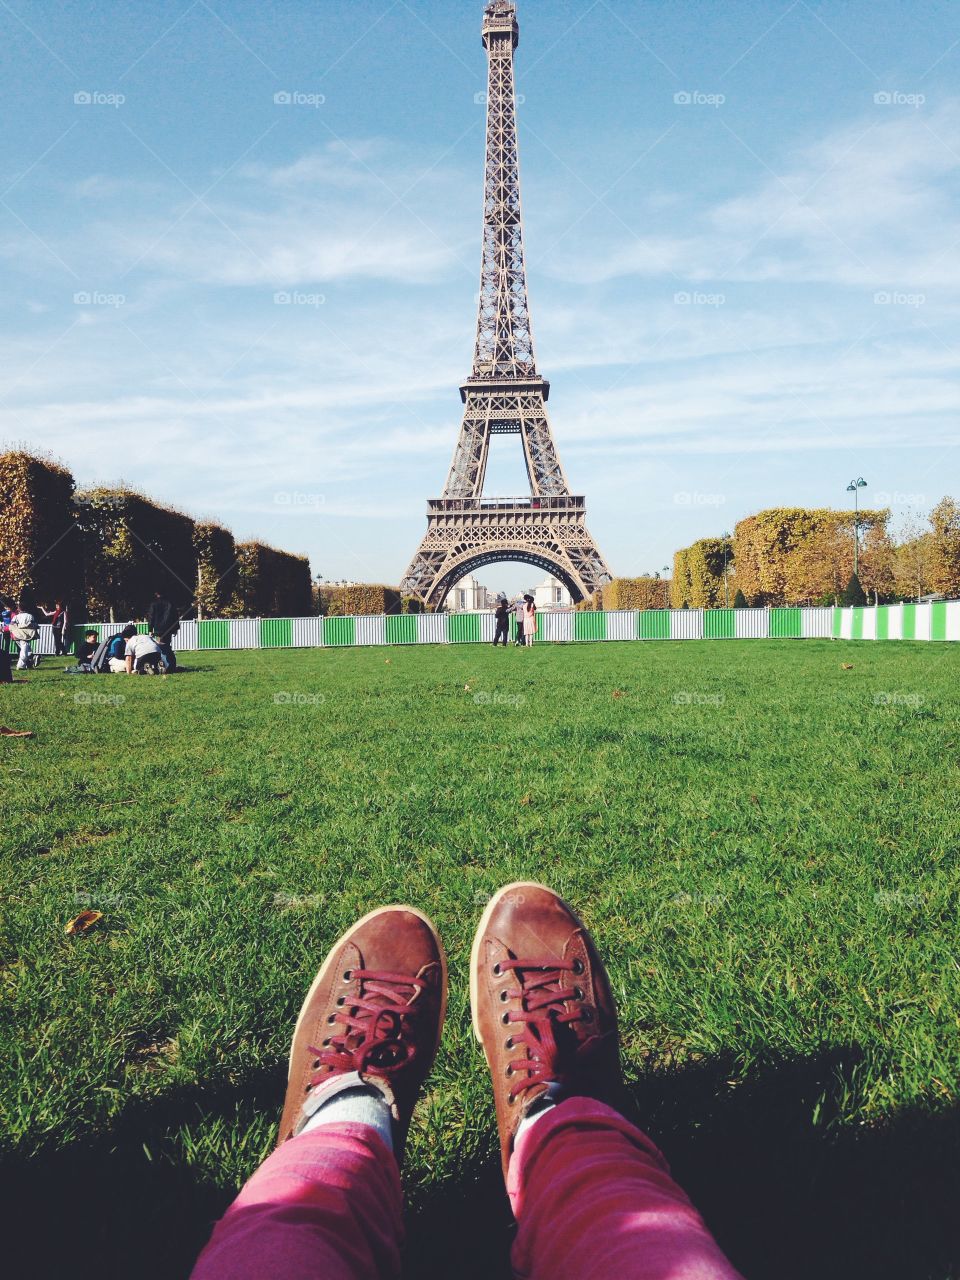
[194,522,239,618]
[602,576,670,611]
[0,451,82,608]
[235,542,313,617]
[316,584,402,616]
[75,488,196,620]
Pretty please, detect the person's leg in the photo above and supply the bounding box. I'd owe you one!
[192,905,447,1280]
[159,639,177,671]
[16,640,31,669]
[471,883,743,1280]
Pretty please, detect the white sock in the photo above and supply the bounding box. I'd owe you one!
[516,1082,564,1141]
[298,1072,394,1152]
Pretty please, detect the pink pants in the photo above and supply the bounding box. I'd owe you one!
[191,1098,743,1280]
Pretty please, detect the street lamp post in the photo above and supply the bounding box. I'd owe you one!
[846,478,867,578]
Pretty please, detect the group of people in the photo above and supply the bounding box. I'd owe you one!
[493,592,537,646]
[0,590,182,683]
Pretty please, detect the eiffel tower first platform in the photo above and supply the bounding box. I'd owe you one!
[401,1,612,609]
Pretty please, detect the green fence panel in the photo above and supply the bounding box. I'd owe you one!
[639,610,670,640]
[851,607,864,640]
[323,616,355,647]
[198,620,229,649]
[386,614,417,645]
[260,618,293,648]
[832,608,843,638]
[876,606,889,641]
[769,607,802,638]
[704,609,735,639]
[931,601,947,641]
[574,611,606,641]
[901,604,916,640]
[448,613,481,643]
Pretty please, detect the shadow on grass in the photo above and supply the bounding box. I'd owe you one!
[2,1049,958,1279]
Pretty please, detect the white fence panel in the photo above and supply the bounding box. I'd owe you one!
[605,610,637,641]
[541,612,573,642]
[356,615,386,647]
[801,608,832,638]
[229,618,259,649]
[416,614,447,644]
[914,602,932,640]
[887,605,903,640]
[735,609,768,638]
[946,601,960,641]
[292,617,324,648]
[670,609,704,640]
[175,621,199,651]
[839,610,853,639]
[862,609,877,640]
[479,612,497,642]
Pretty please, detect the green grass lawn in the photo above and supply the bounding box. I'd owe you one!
[2,639,959,1279]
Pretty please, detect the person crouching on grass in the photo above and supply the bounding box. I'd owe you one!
[121,625,163,675]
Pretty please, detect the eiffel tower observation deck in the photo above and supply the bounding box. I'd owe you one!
[401,1,612,608]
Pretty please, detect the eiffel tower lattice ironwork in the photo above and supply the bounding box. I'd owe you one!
[401,0,612,608]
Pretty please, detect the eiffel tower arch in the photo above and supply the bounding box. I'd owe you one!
[402,1,612,609]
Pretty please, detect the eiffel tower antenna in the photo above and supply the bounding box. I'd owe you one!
[401,0,612,607]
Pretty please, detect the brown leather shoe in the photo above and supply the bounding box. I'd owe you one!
[470,881,621,1177]
[277,905,447,1157]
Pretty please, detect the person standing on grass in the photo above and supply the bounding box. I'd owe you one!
[522,592,537,646]
[10,601,39,670]
[191,882,744,1280]
[147,590,179,672]
[493,594,510,646]
[46,600,70,656]
[514,595,526,645]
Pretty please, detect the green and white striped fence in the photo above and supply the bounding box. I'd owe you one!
[29,600,956,654]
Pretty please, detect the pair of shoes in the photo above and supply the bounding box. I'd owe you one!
[277,882,621,1178]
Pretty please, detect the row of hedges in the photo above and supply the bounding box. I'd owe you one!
[0,451,314,619]
[316,584,404,617]
[602,576,670,611]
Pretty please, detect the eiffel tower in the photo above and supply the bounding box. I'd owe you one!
[401,0,611,608]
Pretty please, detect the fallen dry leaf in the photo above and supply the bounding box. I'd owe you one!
[611,689,625,699]
[65,910,102,936]
[841,663,854,670]
[520,794,531,805]
[0,726,33,738]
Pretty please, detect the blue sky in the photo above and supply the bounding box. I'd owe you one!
[2,0,959,595]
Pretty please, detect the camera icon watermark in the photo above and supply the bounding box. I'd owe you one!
[674,290,725,307]
[873,90,925,107]
[673,491,726,507]
[273,291,326,307]
[274,90,326,107]
[473,690,526,707]
[673,691,726,707]
[673,90,725,107]
[873,291,925,307]
[74,690,126,707]
[74,90,125,108]
[73,291,126,308]
[274,491,326,509]
[273,691,326,706]
[474,91,525,105]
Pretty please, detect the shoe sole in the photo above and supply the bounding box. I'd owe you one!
[469,880,589,1045]
[287,903,449,1083]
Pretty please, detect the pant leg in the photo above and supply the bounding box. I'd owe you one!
[191,1123,404,1280]
[508,1098,743,1280]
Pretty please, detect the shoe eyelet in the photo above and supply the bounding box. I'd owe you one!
[499,989,509,1002]
[327,1014,337,1024]
[582,1008,593,1021]
[336,996,345,1006]
[505,1037,513,1049]
[574,987,584,1000]
[492,962,501,976]
[505,1065,513,1077]
[501,1011,510,1025]
[322,1038,330,1047]
[304,1083,312,1093]
[342,969,353,982]
[572,958,584,975]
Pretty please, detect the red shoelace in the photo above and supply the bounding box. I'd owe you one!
[308,968,426,1087]
[497,957,598,1103]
